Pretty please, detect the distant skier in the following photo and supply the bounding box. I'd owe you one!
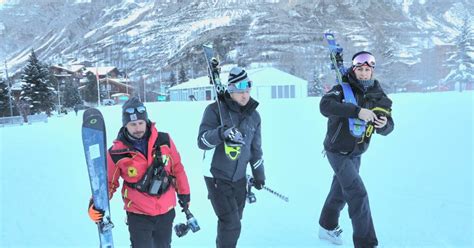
[74,105,79,116]
[88,97,191,248]
[318,51,394,248]
[197,67,266,248]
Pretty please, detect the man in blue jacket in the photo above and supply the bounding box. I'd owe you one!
[197,67,265,248]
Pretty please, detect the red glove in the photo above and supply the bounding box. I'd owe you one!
[88,199,104,223]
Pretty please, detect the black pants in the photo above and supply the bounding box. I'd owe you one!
[205,176,247,248]
[127,209,175,248]
[319,151,378,248]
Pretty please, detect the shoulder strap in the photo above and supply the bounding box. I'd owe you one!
[340,82,366,138]
[152,132,171,170]
[153,132,170,155]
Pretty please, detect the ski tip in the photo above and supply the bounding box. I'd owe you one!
[324,33,335,40]
[83,108,103,122]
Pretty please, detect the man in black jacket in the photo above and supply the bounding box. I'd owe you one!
[197,67,265,248]
[318,51,394,248]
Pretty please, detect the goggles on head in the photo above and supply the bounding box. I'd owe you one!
[352,53,376,68]
[124,106,146,114]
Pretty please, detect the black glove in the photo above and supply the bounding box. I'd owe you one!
[177,194,190,209]
[220,126,245,146]
[253,179,265,190]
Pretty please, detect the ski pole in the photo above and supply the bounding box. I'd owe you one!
[247,175,289,203]
[261,185,289,203]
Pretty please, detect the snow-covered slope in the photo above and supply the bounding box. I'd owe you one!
[0,91,472,247]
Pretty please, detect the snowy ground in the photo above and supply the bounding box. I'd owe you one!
[0,91,472,248]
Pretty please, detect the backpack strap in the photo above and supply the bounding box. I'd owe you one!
[153,132,170,158]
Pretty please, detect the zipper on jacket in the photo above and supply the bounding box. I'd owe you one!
[331,122,343,144]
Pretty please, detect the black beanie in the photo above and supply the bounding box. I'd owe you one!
[122,96,148,126]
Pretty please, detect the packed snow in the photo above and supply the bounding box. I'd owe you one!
[0,91,472,248]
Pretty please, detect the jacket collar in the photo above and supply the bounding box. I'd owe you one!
[223,92,259,116]
[346,70,382,93]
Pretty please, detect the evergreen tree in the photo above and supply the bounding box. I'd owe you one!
[20,50,55,116]
[443,16,474,91]
[178,65,188,84]
[83,71,98,103]
[213,37,230,62]
[308,70,324,97]
[63,80,82,108]
[169,71,177,87]
[0,78,12,117]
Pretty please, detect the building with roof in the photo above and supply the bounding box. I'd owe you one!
[78,66,134,102]
[168,67,308,101]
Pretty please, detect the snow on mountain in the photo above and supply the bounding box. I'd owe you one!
[0,0,472,88]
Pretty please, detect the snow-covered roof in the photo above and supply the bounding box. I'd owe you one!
[100,77,134,89]
[69,64,86,72]
[169,67,307,91]
[50,64,85,75]
[84,66,117,76]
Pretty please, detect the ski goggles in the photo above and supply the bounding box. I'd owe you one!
[228,80,252,92]
[352,53,376,68]
[124,106,146,114]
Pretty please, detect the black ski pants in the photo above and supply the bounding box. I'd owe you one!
[319,151,378,248]
[127,209,175,248]
[205,176,247,248]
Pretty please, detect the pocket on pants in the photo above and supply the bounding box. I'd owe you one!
[206,179,236,216]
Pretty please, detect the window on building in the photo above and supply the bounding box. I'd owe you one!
[284,85,289,98]
[290,85,295,98]
[278,86,283,98]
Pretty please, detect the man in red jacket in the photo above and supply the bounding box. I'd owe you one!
[88,97,191,248]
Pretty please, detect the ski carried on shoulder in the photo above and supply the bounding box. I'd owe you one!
[323,33,366,137]
[202,44,242,161]
[82,108,114,248]
[203,44,226,97]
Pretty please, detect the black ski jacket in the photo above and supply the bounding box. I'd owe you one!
[320,70,394,155]
[197,93,265,182]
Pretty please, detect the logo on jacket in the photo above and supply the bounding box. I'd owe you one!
[127,166,138,177]
[224,143,241,161]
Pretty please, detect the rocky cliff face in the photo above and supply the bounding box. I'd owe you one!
[1,0,472,88]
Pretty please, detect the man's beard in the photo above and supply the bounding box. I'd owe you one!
[131,131,145,139]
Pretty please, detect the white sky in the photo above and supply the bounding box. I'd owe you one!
[0,91,473,247]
